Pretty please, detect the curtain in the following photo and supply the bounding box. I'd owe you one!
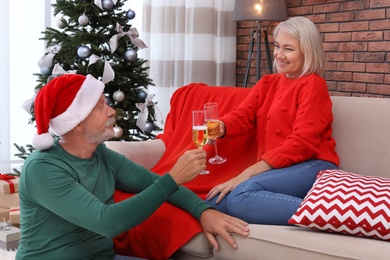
[0,0,10,172]
[142,0,236,89]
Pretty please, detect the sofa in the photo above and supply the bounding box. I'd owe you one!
[106,83,390,260]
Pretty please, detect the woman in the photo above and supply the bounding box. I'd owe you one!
[206,16,339,225]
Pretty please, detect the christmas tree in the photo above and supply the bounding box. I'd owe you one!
[29,0,161,141]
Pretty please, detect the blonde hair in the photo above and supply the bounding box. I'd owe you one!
[273,16,326,77]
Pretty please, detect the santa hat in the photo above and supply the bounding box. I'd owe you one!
[32,74,105,150]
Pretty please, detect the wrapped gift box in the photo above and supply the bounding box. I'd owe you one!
[0,207,9,222]
[0,193,19,209]
[0,174,19,194]
[0,225,20,250]
[9,207,20,225]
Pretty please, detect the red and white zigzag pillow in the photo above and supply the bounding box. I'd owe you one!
[289,169,390,240]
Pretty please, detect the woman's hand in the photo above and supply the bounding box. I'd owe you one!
[206,175,247,203]
[217,120,225,138]
[206,160,273,203]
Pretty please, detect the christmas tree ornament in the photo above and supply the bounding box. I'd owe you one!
[56,18,67,29]
[144,121,155,135]
[126,9,136,20]
[78,14,89,26]
[40,67,52,76]
[137,90,148,102]
[30,0,156,143]
[109,23,148,54]
[102,0,114,11]
[88,54,115,84]
[113,126,123,138]
[77,46,92,59]
[123,49,138,62]
[113,90,125,102]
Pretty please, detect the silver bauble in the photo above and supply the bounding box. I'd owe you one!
[113,126,123,138]
[113,90,125,102]
[105,97,112,105]
[56,18,67,29]
[102,0,114,11]
[78,14,89,26]
[77,46,92,59]
[40,67,52,76]
[144,121,155,135]
[126,9,136,20]
[124,49,138,62]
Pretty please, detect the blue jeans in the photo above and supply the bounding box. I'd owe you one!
[206,160,337,225]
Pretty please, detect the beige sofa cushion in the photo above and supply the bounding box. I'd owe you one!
[215,224,390,260]
[331,96,390,178]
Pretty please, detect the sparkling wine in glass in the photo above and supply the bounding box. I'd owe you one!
[192,110,210,174]
[204,102,227,164]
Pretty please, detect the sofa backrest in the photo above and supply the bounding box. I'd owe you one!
[330,96,390,178]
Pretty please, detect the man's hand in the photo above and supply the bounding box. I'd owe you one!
[169,149,207,185]
[199,209,249,251]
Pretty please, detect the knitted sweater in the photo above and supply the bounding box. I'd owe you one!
[16,140,211,260]
[221,73,340,168]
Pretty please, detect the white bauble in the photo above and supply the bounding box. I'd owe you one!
[78,14,89,26]
[113,90,125,102]
[113,126,123,138]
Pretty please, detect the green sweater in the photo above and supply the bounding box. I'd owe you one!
[16,140,211,260]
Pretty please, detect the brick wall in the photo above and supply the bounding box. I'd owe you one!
[235,0,390,97]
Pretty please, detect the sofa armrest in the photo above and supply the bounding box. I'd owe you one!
[105,139,166,170]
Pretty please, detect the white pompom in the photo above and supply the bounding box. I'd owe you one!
[32,133,54,150]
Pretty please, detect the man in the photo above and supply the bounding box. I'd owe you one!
[16,74,249,260]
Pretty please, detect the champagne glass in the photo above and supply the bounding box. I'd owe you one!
[192,110,210,174]
[204,102,227,164]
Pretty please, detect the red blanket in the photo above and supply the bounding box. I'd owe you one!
[113,83,257,259]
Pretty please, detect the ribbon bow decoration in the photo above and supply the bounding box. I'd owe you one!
[88,54,115,84]
[109,23,148,54]
[0,174,15,181]
[94,0,118,10]
[136,94,164,133]
[0,174,16,193]
[22,93,36,115]
[37,44,62,69]
[47,64,77,83]
[22,64,77,114]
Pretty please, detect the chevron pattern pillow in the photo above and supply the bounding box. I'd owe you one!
[288,169,390,240]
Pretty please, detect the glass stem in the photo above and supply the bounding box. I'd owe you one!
[211,140,220,158]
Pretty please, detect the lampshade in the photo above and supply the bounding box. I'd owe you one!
[233,0,288,22]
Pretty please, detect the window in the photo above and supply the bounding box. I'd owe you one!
[1,0,46,172]
[0,0,144,173]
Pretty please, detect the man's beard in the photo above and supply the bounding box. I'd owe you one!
[84,118,115,144]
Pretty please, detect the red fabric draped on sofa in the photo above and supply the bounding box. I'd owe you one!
[113,83,257,260]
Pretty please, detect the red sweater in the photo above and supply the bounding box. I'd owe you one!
[221,73,340,168]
